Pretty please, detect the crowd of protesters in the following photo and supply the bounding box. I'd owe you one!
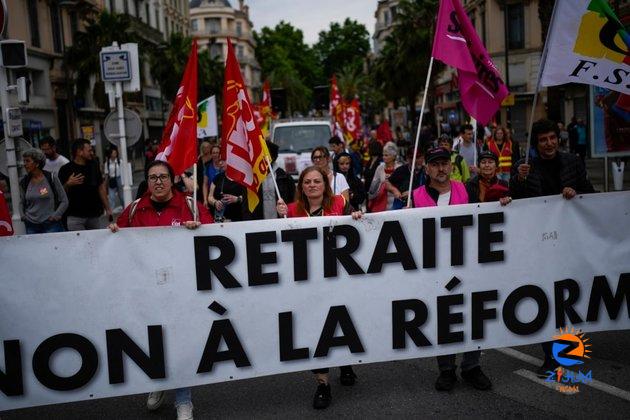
[0,116,599,418]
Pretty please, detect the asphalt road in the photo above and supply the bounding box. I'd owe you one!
[3,330,629,419]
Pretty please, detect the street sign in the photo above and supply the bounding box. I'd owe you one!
[100,50,131,82]
[5,107,22,137]
[103,108,142,147]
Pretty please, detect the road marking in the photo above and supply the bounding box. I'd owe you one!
[513,369,578,395]
[495,347,630,402]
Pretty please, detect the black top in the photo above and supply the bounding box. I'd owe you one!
[388,164,427,193]
[58,160,104,218]
[212,172,247,222]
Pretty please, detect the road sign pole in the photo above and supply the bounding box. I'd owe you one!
[115,81,132,206]
[0,66,24,234]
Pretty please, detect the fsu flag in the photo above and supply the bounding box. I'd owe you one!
[432,0,508,124]
[540,0,630,94]
[221,38,270,212]
[156,39,198,175]
[0,191,13,236]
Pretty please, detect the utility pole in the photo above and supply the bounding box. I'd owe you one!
[503,0,511,126]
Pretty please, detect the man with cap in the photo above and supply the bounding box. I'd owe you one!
[437,134,471,183]
[510,119,595,377]
[466,151,512,204]
[411,147,492,391]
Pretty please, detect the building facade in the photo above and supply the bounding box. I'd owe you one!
[372,0,399,56]
[432,0,591,142]
[2,0,189,162]
[189,0,260,99]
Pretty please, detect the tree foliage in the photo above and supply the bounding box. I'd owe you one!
[314,18,370,79]
[65,11,137,100]
[148,33,224,105]
[254,21,321,106]
[373,0,438,125]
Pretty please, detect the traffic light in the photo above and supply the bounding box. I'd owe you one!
[0,40,27,68]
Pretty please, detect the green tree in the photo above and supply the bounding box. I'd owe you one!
[254,21,321,111]
[373,0,438,126]
[148,33,224,107]
[336,64,366,100]
[65,10,137,107]
[314,18,370,79]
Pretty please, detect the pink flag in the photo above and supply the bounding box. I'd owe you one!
[432,0,508,124]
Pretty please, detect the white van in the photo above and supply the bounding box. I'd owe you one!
[270,119,332,179]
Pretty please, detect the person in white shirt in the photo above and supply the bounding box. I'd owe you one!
[39,136,69,176]
[310,146,349,201]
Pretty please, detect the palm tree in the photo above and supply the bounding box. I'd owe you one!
[373,0,438,126]
[64,10,137,108]
[337,64,366,100]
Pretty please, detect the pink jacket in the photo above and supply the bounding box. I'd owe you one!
[412,181,468,207]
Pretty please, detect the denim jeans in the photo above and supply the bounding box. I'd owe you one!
[66,216,104,231]
[24,220,65,234]
[174,387,191,405]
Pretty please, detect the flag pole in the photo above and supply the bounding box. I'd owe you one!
[472,117,478,166]
[193,163,198,222]
[406,56,435,208]
[265,155,287,218]
[524,0,559,163]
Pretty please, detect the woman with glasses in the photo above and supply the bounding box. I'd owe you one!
[109,160,212,420]
[276,166,362,410]
[310,146,350,202]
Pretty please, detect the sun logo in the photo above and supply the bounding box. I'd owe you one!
[551,327,592,367]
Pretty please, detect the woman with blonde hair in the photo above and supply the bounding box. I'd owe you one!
[277,166,362,409]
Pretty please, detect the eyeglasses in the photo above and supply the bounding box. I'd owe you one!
[148,174,170,183]
[312,155,326,162]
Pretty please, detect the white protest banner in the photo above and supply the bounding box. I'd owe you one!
[1,192,629,410]
[197,95,218,138]
[540,0,630,94]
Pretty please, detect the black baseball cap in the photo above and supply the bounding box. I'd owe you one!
[425,147,451,163]
[478,150,498,164]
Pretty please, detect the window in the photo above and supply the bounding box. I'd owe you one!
[507,3,525,49]
[205,18,221,34]
[383,10,390,25]
[50,3,63,53]
[27,0,40,47]
[145,2,150,24]
[109,0,115,12]
[134,0,141,17]
[123,0,129,14]
[145,95,162,112]
[191,19,198,32]
[210,43,222,59]
[236,21,242,37]
[69,11,79,43]
[237,45,244,59]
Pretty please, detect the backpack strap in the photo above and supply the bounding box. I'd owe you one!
[455,154,464,177]
[42,171,60,209]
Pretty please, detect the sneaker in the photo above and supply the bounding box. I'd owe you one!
[536,358,560,378]
[312,383,332,409]
[176,401,194,420]
[146,391,165,411]
[461,366,492,390]
[339,366,357,386]
[435,369,457,391]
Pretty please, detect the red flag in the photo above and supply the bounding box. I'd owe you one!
[344,98,362,141]
[431,0,508,124]
[0,191,13,236]
[377,120,393,143]
[221,38,270,212]
[156,39,198,175]
[329,75,346,134]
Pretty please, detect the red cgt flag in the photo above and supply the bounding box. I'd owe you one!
[156,39,198,175]
[221,38,270,213]
[329,74,346,135]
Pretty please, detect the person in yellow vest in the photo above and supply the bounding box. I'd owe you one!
[437,134,471,182]
[483,126,520,183]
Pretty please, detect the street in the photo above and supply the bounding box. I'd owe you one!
[3,330,629,419]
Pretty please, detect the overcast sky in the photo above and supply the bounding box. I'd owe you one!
[245,0,376,46]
